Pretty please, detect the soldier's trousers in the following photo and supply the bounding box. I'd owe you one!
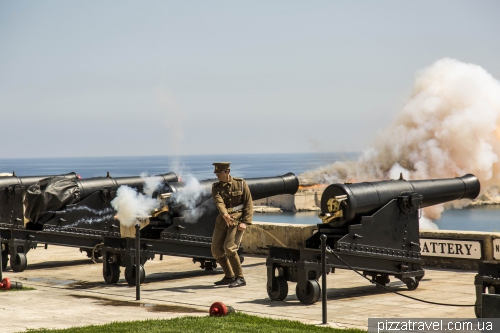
[211,214,245,278]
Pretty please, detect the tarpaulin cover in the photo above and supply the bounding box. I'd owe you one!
[24,177,80,224]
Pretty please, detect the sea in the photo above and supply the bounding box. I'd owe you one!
[0,153,498,233]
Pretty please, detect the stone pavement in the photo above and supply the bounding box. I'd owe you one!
[0,245,478,332]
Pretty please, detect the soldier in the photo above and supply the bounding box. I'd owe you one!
[211,162,253,288]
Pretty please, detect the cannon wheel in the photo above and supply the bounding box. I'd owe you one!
[103,262,120,284]
[296,279,321,305]
[268,275,288,301]
[475,301,482,318]
[125,264,145,286]
[402,277,419,291]
[1,251,7,271]
[10,253,27,272]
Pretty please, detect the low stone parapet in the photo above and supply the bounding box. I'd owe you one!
[420,229,500,270]
[243,222,500,270]
[244,222,315,255]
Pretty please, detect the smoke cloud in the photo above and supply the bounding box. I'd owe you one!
[300,58,500,227]
[141,172,163,197]
[111,185,159,227]
[170,173,212,223]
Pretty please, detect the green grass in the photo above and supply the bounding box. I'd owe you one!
[24,313,367,333]
[0,286,35,292]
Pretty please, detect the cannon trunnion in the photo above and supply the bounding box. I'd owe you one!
[266,174,480,304]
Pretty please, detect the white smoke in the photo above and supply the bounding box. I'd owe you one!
[156,85,185,156]
[170,174,212,222]
[171,174,204,207]
[419,215,439,230]
[300,58,500,227]
[111,185,159,228]
[141,172,163,197]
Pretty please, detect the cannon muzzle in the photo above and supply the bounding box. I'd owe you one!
[320,174,480,227]
[246,172,299,200]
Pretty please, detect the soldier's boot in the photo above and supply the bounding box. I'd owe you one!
[214,256,235,285]
[229,277,246,288]
[227,254,246,288]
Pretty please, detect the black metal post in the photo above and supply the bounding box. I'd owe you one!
[135,224,140,301]
[321,234,327,324]
[0,232,3,281]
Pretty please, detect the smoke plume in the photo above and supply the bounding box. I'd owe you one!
[300,58,500,227]
[170,173,212,223]
[111,185,159,228]
[141,172,163,197]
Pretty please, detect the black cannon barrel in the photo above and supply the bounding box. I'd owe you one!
[245,172,299,200]
[321,174,480,227]
[76,172,179,200]
[0,172,79,191]
[167,172,298,204]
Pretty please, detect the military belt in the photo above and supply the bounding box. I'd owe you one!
[227,204,244,213]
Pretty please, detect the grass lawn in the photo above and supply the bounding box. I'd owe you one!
[0,286,35,292]
[24,312,367,333]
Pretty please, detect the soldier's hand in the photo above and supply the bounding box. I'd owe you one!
[223,213,234,226]
[238,223,247,231]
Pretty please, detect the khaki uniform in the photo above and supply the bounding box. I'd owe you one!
[211,175,253,278]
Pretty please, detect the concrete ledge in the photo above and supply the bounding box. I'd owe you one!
[243,222,315,255]
[243,222,500,270]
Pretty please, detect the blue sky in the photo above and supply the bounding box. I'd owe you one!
[1,1,499,158]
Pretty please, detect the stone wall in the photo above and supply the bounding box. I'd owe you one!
[243,222,315,255]
[253,188,323,212]
[243,222,500,270]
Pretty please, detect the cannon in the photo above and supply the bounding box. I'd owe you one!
[266,174,480,304]
[101,172,299,285]
[2,172,179,272]
[0,172,80,271]
[24,172,180,229]
[12,171,298,286]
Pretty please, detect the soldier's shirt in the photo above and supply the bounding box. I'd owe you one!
[212,175,253,225]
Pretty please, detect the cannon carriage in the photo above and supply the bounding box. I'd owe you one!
[0,172,80,271]
[266,174,481,304]
[0,172,178,272]
[100,172,299,285]
[2,171,299,286]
